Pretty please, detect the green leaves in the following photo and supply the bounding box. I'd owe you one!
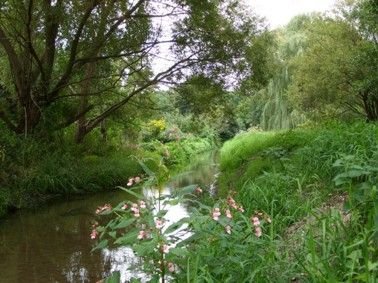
[114,218,136,229]
[104,271,121,283]
[114,231,139,246]
[93,239,108,251]
[164,217,190,234]
[117,186,144,199]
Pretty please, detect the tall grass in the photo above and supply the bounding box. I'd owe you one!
[205,121,378,281]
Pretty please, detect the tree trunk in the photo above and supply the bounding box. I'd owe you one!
[74,59,96,143]
[15,98,42,136]
[361,91,378,121]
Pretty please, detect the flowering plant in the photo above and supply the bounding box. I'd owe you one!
[92,168,271,282]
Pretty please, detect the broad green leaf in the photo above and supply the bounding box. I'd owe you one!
[117,186,144,199]
[114,231,139,245]
[138,160,156,177]
[169,247,189,257]
[115,218,136,229]
[93,239,108,251]
[133,240,157,256]
[164,217,190,234]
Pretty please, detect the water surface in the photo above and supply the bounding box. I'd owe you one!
[0,151,218,283]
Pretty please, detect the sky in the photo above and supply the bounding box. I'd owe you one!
[245,0,337,29]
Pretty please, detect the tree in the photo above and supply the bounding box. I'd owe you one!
[0,0,264,142]
[238,15,312,130]
[288,1,378,121]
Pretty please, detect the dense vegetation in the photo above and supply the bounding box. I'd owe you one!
[0,0,377,282]
[215,121,378,281]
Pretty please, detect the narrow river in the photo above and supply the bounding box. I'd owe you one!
[0,151,218,283]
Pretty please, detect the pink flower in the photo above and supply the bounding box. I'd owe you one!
[251,216,262,237]
[95,204,112,214]
[167,262,175,273]
[134,176,141,184]
[139,200,146,209]
[121,204,128,210]
[225,209,232,219]
[130,203,140,217]
[251,216,260,226]
[212,207,221,221]
[225,225,232,234]
[127,177,134,187]
[90,229,98,240]
[254,226,262,237]
[130,203,138,212]
[137,230,147,240]
[162,244,170,254]
[155,219,164,229]
[227,196,239,210]
[195,187,203,194]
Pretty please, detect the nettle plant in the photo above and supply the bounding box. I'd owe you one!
[91,162,271,282]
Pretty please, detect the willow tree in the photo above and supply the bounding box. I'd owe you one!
[0,0,263,142]
[258,15,311,130]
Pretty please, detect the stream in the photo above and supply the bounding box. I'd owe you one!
[0,151,218,283]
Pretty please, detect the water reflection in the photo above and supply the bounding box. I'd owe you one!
[0,151,218,283]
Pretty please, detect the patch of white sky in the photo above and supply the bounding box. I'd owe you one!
[244,0,337,29]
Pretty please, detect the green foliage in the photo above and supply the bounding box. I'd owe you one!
[218,121,378,281]
[0,0,264,140]
[238,14,314,131]
[0,119,216,217]
[95,170,274,282]
[141,136,216,168]
[287,2,378,121]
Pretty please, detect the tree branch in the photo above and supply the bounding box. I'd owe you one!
[50,0,100,98]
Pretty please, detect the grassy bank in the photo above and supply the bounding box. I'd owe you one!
[208,121,378,281]
[0,134,216,218]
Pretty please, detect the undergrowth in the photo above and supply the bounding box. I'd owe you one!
[0,130,215,218]
[214,121,378,281]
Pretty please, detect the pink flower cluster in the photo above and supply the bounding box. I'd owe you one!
[130,203,140,217]
[95,203,112,215]
[167,262,175,273]
[90,222,99,240]
[138,200,146,209]
[161,244,170,254]
[212,207,221,220]
[127,176,142,187]
[155,218,165,229]
[251,216,262,237]
[137,230,148,240]
[90,229,98,240]
[227,196,244,212]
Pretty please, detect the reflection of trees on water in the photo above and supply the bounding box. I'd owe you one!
[169,151,218,190]
[0,202,116,282]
